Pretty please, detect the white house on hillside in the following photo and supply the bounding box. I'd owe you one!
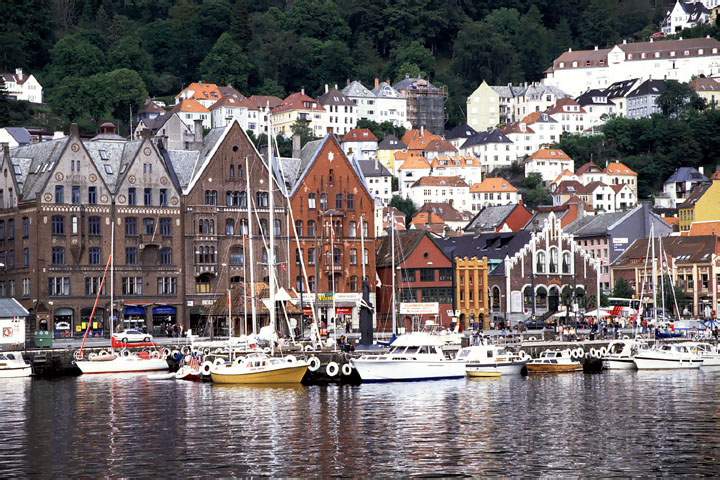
[662,1,711,35]
[524,148,574,183]
[1,68,42,103]
[407,176,471,211]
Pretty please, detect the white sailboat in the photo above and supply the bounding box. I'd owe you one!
[75,222,168,374]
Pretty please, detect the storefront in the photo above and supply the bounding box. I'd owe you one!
[53,307,74,338]
[123,305,147,332]
[80,307,106,337]
[152,306,177,337]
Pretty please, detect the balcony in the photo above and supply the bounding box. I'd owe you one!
[194,264,218,276]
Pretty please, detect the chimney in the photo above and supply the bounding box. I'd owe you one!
[623,39,627,45]
[15,68,23,80]
[568,48,572,52]
[292,134,301,158]
[699,166,705,175]
[69,123,80,137]
[140,128,152,140]
[594,46,598,51]
[194,119,203,143]
[374,78,380,89]
[420,125,424,137]
[1,142,9,160]
[301,87,305,96]
[325,84,329,93]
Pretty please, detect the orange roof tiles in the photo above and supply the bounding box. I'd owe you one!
[342,128,378,142]
[180,82,223,102]
[273,91,325,113]
[430,155,481,169]
[470,177,518,193]
[396,153,431,170]
[529,148,572,161]
[403,128,444,151]
[411,211,445,225]
[172,98,210,113]
[424,138,457,153]
[688,221,720,237]
[604,161,637,176]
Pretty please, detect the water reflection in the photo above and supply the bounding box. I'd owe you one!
[3,371,720,476]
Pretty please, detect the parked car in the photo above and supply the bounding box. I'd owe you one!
[516,320,546,331]
[112,329,152,343]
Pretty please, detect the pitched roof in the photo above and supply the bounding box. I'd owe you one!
[627,79,667,98]
[470,177,518,193]
[411,175,469,188]
[403,129,444,150]
[576,89,615,106]
[529,148,572,162]
[179,82,223,102]
[678,182,711,209]
[209,95,249,110]
[417,202,472,222]
[372,81,402,98]
[576,161,603,175]
[604,161,637,176]
[342,128,378,143]
[464,204,518,231]
[392,77,441,93]
[603,79,641,99]
[376,230,442,267]
[0,298,29,318]
[140,98,166,114]
[342,81,375,98]
[430,155,481,169]
[245,95,283,110]
[584,180,610,192]
[553,180,587,195]
[318,87,354,106]
[665,166,709,184]
[411,211,446,226]
[3,127,32,145]
[521,112,557,124]
[690,77,720,92]
[501,122,535,135]
[445,123,477,140]
[545,97,586,115]
[424,138,457,153]
[613,235,718,267]
[688,220,720,236]
[395,152,430,170]
[273,92,324,113]
[172,98,210,113]
[219,85,245,99]
[565,209,634,237]
[355,159,391,177]
[378,134,406,150]
[438,231,532,264]
[1,70,33,85]
[461,129,512,149]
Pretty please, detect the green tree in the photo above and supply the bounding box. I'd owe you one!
[47,33,106,83]
[387,41,436,81]
[390,195,417,227]
[520,173,551,208]
[102,68,148,123]
[0,76,13,125]
[657,80,705,118]
[290,119,317,146]
[254,79,286,98]
[356,119,406,143]
[611,278,634,299]
[199,32,253,91]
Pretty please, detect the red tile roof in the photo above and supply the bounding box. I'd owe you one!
[273,92,325,113]
[411,176,469,188]
[342,128,378,142]
[529,148,573,161]
[470,177,518,193]
[605,161,637,176]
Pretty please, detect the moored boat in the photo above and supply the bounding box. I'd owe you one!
[633,343,702,370]
[458,343,529,377]
[75,350,169,374]
[601,340,642,370]
[526,349,582,374]
[681,342,720,369]
[210,353,308,384]
[350,332,465,382]
[0,351,32,378]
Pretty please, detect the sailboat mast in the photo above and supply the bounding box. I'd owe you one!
[650,224,657,325]
[110,220,115,347]
[391,210,397,335]
[268,108,276,337]
[360,215,366,281]
[330,222,337,345]
[245,155,257,334]
[659,233,666,318]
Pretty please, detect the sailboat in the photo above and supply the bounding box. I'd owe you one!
[75,222,169,374]
[210,109,308,384]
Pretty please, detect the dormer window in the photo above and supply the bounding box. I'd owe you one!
[670,51,676,57]
[641,53,646,59]
[655,52,660,58]
[572,61,578,67]
[699,49,704,55]
[559,62,565,68]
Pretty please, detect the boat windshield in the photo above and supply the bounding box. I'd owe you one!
[404,346,419,354]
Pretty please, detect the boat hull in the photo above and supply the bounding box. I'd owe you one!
[211,365,308,384]
[602,357,637,370]
[76,357,169,374]
[466,361,527,377]
[351,359,465,382]
[175,366,203,381]
[526,363,582,374]
[634,356,702,370]
[0,365,32,378]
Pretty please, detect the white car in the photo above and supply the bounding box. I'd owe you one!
[112,329,152,343]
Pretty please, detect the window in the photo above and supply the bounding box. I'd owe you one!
[22,278,30,297]
[363,248,369,265]
[195,245,216,264]
[239,219,249,235]
[143,162,152,174]
[128,187,137,206]
[158,277,177,295]
[159,189,168,206]
[144,217,155,235]
[225,219,235,235]
[144,188,152,206]
[85,277,104,296]
[362,219,369,237]
[319,193,328,210]
[308,276,316,292]
[295,220,303,236]
[54,185,64,203]
[308,248,316,265]
[48,277,70,296]
[350,248,358,265]
[89,247,101,265]
[439,268,452,281]
[549,248,558,273]
[274,219,282,236]
[126,247,138,265]
[160,248,172,265]
[88,216,101,236]
[308,193,316,209]
[122,277,143,295]
[350,276,359,291]
[88,186,97,204]
[23,248,29,267]
[125,217,138,236]
[22,217,29,238]
[256,191,269,208]
[52,215,64,235]
[159,218,172,236]
[51,247,65,265]
[71,186,81,204]
[348,221,356,237]
[229,165,235,178]
[71,215,78,234]
[347,194,355,210]
[195,274,212,294]
[7,219,13,239]
[420,269,435,282]
[258,218,268,236]
[230,247,245,265]
[536,251,546,273]
[335,193,343,209]
[308,220,316,236]
[205,190,217,205]
[402,269,416,283]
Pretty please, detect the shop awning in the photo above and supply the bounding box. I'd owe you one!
[124,306,146,316]
[152,306,177,315]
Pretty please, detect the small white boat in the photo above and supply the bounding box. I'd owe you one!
[75,350,169,374]
[602,340,642,370]
[350,333,465,382]
[0,351,32,378]
[458,343,528,377]
[147,372,177,381]
[634,343,702,370]
[526,349,582,374]
[683,342,720,369]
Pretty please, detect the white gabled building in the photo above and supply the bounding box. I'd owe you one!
[544,98,587,133]
[576,89,616,128]
[371,81,410,128]
[662,1,711,35]
[318,85,357,135]
[458,129,514,174]
[1,68,42,103]
[469,177,521,212]
[407,176,471,211]
[341,128,379,161]
[524,148,575,183]
[397,154,432,197]
[357,159,393,205]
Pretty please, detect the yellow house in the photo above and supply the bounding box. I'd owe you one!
[690,78,720,109]
[455,256,490,329]
[376,135,406,174]
[466,81,500,132]
[693,171,720,222]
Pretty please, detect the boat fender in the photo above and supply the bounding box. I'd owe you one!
[203,348,211,355]
[184,355,192,364]
[173,351,183,362]
[519,350,527,359]
[341,363,353,376]
[121,349,130,358]
[213,358,225,367]
[304,345,314,352]
[73,350,84,361]
[151,351,160,359]
[263,347,272,354]
[577,348,584,357]
[162,348,171,358]
[88,352,98,360]
[308,356,321,372]
[201,361,213,375]
[570,351,578,360]
[622,335,630,340]
[234,357,243,366]
[181,346,190,355]
[98,350,107,357]
[590,348,598,358]
[599,347,607,357]
[326,361,339,377]
[285,355,297,364]
[585,351,591,359]
[529,336,536,341]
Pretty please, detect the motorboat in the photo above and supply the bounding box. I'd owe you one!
[458,343,529,377]
[75,349,169,374]
[0,351,32,378]
[350,332,465,382]
[526,349,582,374]
[210,353,308,384]
[633,343,702,370]
[601,340,642,370]
[683,342,720,369]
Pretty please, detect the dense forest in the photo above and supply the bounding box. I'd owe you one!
[1,0,671,132]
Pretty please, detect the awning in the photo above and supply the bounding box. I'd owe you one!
[54,308,74,317]
[152,306,177,316]
[124,306,146,316]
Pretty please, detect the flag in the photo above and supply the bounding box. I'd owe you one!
[376,272,382,288]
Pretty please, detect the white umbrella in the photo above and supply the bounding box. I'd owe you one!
[583,308,610,318]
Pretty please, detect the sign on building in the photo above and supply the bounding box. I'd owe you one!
[399,302,439,315]
[0,318,25,346]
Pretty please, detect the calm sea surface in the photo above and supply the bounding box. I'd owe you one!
[2,371,720,478]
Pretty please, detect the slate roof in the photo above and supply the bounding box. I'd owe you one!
[342,81,375,98]
[378,134,406,150]
[664,166,709,185]
[613,235,718,267]
[464,204,517,232]
[438,231,532,274]
[10,137,69,200]
[0,298,29,318]
[565,209,632,237]
[491,84,527,98]
[392,77,442,93]
[603,79,641,99]
[576,89,614,106]
[372,82,402,98]
[417,202,472,222]
[3,127,32,145]
[318,88,354,106]
[445,124,477,141]
[627,79,667,98]
[356,159,391,178]
[164,149,200,190]
[460,129,512,149]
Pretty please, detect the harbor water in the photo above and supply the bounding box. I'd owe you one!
[2,371,720,477]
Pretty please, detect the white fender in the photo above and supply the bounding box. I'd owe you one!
[201,361,213,374]
[341,363,352,376]
[326,361,339,377]
[308,356,321,372]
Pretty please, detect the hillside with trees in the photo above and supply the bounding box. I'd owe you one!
[1,0,670,133]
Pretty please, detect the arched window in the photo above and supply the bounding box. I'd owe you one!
[348,221,357,237]
[492,286,501,312]
[536,251,546,273]
[363,248,369,265]
[523,286,533,310]
[225,219,235,235]
[362,218,369,237]
[295,220,303,236]
[204,190,217,205]
[350,248,358,265]
[239,191,247,208]
[258,218,268,236]
[549,247,558,273]
[562,252,571,273]
[239,219,248,235]
[256,191,269,208]
[274,219,282,236]
[536,286,548,309]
